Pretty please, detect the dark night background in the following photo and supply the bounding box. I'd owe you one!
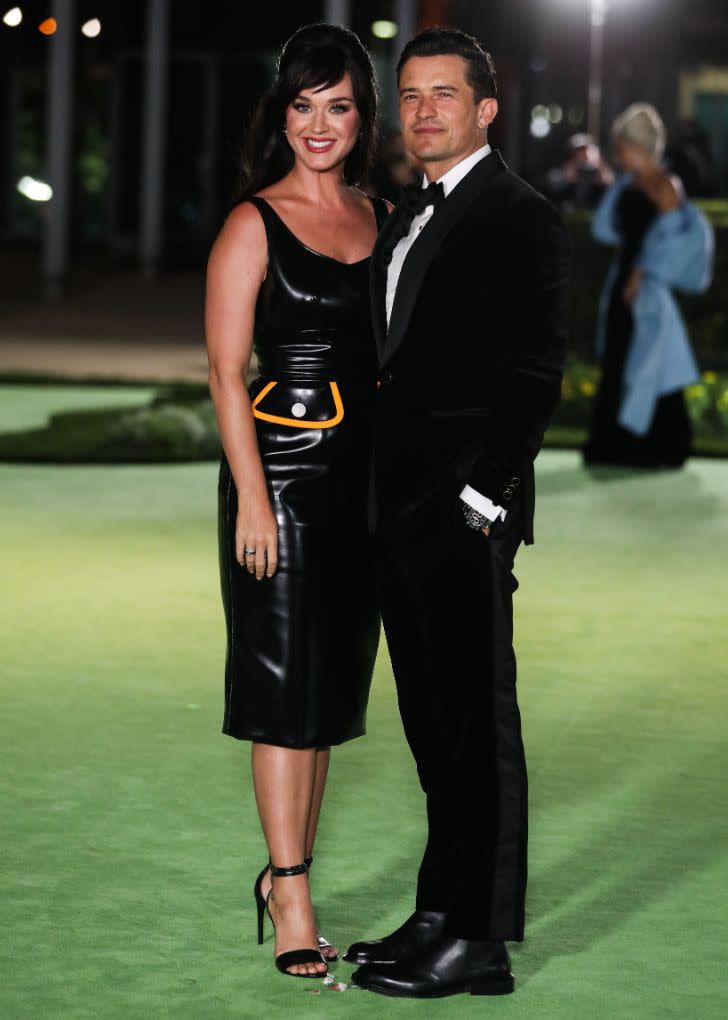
[2,0,728,256]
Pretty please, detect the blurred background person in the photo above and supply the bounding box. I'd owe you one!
[368,127,420,203]
[542,133,614,213]
[584,103,714,469]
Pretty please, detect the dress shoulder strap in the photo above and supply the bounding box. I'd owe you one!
[369,195,390,232]
[244,195,279,234]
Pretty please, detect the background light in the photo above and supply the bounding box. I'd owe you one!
[81,18,100,38]
[549,104,564,124]
[2,6,22,27]
[38,17,56,35]
[371,19,398,40]
[17,176,53,202]
[591,0,606,27]
[530,117,551,139]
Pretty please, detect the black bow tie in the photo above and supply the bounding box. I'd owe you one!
[379,181,446,267]
[401,180,446,217]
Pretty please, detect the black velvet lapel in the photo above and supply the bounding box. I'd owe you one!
[369,202,400,359]
[370,149,509,367]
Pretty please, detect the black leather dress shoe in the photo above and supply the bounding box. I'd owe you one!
[350,936,514,998]
[343,910,446,966]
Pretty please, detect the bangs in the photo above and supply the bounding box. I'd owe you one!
[288,48,351,100]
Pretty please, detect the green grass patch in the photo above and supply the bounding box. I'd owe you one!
[0,384,157,433]
[0,383,218,463]
[1,375,727,464]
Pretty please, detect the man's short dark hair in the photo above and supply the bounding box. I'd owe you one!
[396,27,497,102]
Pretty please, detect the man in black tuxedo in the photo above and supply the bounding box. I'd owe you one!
[346,29,570,998]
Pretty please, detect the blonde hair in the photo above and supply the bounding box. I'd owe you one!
[612,103,666,158]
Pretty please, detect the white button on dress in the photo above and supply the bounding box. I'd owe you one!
[291,402,307,418]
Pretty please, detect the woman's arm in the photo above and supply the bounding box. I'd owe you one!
[591,173,631,246]
[205,202,277,579]
[624,177,673,305]
[634,189,714,295]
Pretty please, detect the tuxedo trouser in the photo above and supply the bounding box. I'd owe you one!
[377,486,528,942]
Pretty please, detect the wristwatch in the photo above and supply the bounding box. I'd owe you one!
[462,502,493,530]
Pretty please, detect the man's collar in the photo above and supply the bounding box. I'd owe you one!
[423,143,492,198]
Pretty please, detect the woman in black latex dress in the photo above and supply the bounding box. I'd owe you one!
[205,25,388,979]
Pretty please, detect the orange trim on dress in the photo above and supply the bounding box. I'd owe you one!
[252,380,344,428]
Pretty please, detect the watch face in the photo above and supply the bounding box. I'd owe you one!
[463,505,487,530]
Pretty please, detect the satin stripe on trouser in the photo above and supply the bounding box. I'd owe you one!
[377,484,527,942]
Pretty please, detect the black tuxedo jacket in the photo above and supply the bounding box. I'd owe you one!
[369,150,570,543]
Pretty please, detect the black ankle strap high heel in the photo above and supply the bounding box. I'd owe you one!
[253,857,339,962]
[253,861,327,978]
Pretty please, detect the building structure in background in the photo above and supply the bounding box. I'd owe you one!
[1,0,727,288]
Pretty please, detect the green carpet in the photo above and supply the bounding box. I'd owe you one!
[1,451,727,1019]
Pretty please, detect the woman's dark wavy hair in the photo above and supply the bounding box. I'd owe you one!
[236,24,378,202]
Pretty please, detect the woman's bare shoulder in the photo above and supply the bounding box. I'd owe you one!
[209,201,267,272]
[225,198,265,227]
[254,179,298,205]
[221,201,267,240]
[656,173,683,211]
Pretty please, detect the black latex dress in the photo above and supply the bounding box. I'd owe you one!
[218,196,387,747]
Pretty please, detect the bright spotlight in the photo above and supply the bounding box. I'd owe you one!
[81,18,101,38]
[371,19,398,40]
[2,7,22,27]
[591,0,606,28]
[17,176,53,202]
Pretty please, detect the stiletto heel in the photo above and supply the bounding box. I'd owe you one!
[265,862,328,978]
[253,862,269,945]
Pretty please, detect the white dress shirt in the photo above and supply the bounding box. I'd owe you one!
[385,144,506,523]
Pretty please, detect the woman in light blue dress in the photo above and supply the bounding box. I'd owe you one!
[585,103,713,467]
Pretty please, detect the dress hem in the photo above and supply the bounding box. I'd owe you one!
[221,726,367,749]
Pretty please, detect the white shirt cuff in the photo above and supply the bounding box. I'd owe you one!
[460,484,507,522]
